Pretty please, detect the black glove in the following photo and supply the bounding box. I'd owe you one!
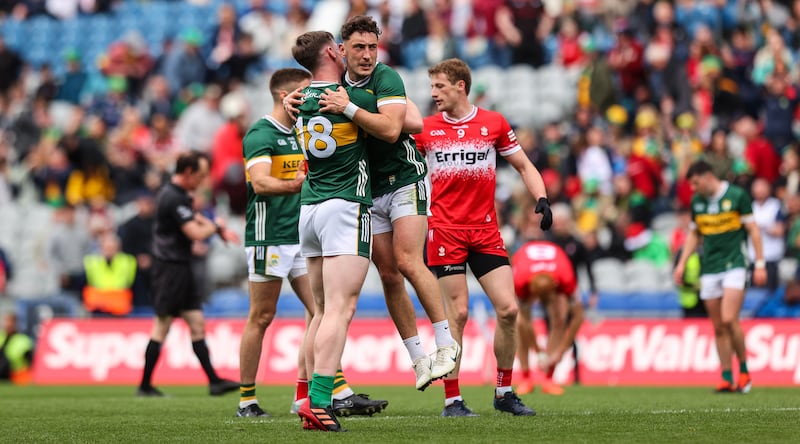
[535,197,552,230]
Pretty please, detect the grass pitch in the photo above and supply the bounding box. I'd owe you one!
[1,384,798,443]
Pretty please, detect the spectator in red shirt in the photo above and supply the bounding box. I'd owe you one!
[607,19,645,102]
[210,92,250,215]
[735,115,781,184]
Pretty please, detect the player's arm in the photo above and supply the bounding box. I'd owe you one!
[555,296,584,359]
[744,215,768,286]
[403,98,423,134]
[182,215,215,241]
[178,198,239,244]
[673,228,700,285]
[504,150,548,201]
[248,159,305,196]
[505,149,552,229]
[320,86,406,143]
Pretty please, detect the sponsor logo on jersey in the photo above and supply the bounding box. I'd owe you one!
[434,149,490,165]
[271,153,305,179]
[443,264,465,272]
[480,126,488,136]
[722,199,732,211]
[277,139,287,145]
[430,129,447,136]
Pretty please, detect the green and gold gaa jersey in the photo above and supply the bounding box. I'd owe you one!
[690,182,753,274]
[344,63,427,197]
[242,115,304,246]
[294,81,372,206]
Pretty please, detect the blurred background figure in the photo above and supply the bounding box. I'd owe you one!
[0,313,34,385]
[210,91,250,215]
[81,232,137,317]
[673,245,706,318]
[47,204,91,300]
[748,178,786,291]
[118,190,156,310]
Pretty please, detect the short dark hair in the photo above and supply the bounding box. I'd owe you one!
[340,15,381,42]
[685,159,714,179]
[428,58,472,95]
[269,68,312,102]
[175,151,209,174]
[292,31,336,73]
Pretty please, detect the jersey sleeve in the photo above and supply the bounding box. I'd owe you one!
[495,113,522,157]
[737,186,753,217]
[374,66,407,108]
[243,129,273,170]
[171,195,195,227]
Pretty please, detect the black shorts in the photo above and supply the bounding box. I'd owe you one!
[151,260,201,317]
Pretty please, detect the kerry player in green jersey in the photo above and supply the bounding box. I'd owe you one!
[238,68,386,419]
[238,68,309,417]
[286,15,460,392]
[291,30,375,432]
[674,160,766,394]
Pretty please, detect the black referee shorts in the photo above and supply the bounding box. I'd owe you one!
[151,260,201,317]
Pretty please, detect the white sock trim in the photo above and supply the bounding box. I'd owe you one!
[239,399,259,409]
[332,387,354,400]
[433,320,456,346]
[403,335,427,361]
[496,386,512,396]
[445,395,463,406]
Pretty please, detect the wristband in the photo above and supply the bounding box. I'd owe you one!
[343,102,360,120]
[755,259,766,269]
[537,352,548,363]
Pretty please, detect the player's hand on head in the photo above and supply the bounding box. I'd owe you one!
[535,197,553,230]
[319,86,350,114]
[283,88,304,121]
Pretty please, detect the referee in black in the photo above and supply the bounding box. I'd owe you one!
[137,151,240,397]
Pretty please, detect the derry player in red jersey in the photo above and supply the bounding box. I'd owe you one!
[414,58,552,417]
[511,240,585,396]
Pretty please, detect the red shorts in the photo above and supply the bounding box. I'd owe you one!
[426,226,507,267]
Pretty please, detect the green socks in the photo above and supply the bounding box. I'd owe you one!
[309,373,335,408]
[722,369,733,384]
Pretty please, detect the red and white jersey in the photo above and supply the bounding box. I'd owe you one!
[415,106,521,228]
[511,240,577,300]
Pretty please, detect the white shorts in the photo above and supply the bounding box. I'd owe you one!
[299,199,372,258]
[371,181,429,235]
[246,245,306,282]
[700,268,747,300]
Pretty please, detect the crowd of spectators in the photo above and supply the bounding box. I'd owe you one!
[1,0,800,314]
